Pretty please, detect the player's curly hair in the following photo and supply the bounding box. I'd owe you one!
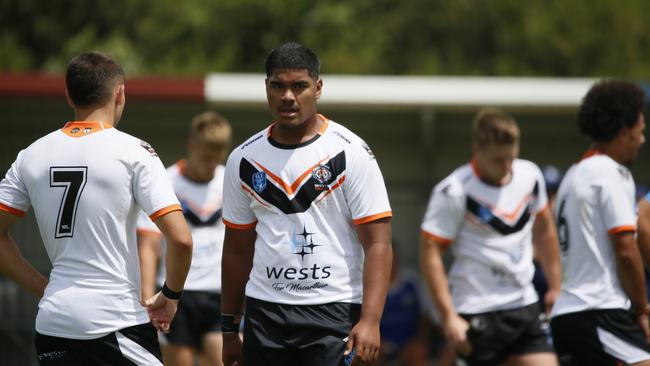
[265,42,320,80]
[578,80,645,142]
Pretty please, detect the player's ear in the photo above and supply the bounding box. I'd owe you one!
[115,84,125,108]
[315,79,323,100]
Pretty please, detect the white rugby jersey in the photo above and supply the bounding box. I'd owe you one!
[0,121,180,339]
[421,159,548,314]
[551,152,636,318]
[137,161,225,292]
[222,117,392,305]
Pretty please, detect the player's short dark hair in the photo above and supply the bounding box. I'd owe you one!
[265,42,320,80]
[65,51,125,108]
[472,107,520,148]
[578,80,645,142]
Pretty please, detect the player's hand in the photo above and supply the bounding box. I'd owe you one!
[143,291,178,333]
[442,313,472,356]
[222,332,243,366]
[345,318,381,364]
[544,288,560,314]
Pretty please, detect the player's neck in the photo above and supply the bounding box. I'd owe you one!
[74,106,115,127]
[591,142,626,165]
[271,114,323,146]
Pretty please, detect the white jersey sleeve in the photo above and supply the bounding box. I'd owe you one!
[343,141,392,224]
[131,144,180,220]
[600,174,636,233]
[136,209,161,235]
[420,177,465,244]
[222,149,257,229]
[0,150,30,216]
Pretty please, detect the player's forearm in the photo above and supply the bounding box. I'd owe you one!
[138,237,160,299]
[613,233,649,314]
[164,237,192,292]
[636,201,650,268]
[536,232,562,291]
[359,239,392,323]
[0,231,47,297]
[533,209,562,291]
[420,239,456,321]
[221,243,253,314]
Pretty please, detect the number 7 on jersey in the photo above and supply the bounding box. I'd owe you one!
[50,167,88,238]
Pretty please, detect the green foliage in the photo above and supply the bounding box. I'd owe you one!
[2,0,650,77]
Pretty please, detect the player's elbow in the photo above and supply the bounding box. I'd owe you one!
[168,232,193,254]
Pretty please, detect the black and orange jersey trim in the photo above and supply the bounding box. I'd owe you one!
[240,151,346,214]
[466,181,539,235]
[179,198,222,227]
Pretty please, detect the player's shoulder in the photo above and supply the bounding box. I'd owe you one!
[107,129,161,158]
[513,158,541,172]
[579,154,632,184]
[324,119,375,158]
[433,164,472,197]
[230,128,268,159]
[513,158,544,180]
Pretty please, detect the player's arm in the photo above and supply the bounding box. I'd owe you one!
[221,225,256,366]
[221,226,256,315]
[636,199,650,268]
[345,217,392,363]
[611,230,650,341]
[420,234,470,355]
[0,211,48,298]
[532,205,562,313]
[144,210,192,332]
[137,230,162,301]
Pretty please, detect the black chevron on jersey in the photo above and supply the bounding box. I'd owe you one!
[240,151,346,214]
[466,182,539,235]
[179,199,222,227]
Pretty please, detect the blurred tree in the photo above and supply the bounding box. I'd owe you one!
[1,0,650,78]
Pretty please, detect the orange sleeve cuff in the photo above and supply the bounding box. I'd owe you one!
[149,204,182,221]
[0,202,26,217]
[608,225,636,235]
[421,229,453,246]
[353,211,393,225]
[223,219,257,230]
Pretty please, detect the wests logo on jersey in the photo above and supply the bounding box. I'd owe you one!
[266,224,332,293]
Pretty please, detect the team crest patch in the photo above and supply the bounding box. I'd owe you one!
[140,140,158,157]
[312,165,333,191]
[252,171,267,193]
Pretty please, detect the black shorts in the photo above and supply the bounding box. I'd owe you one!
[460,302,553,366]
[551,309,650,365]
[161,290,221,349]
[242,296,361,366]
[34,322,161,365]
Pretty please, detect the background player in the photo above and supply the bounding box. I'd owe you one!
[220,42,393,366]
[420,108,561,366]
[550,80,650,365]
[0,51,192,365]
[138,110,232,366]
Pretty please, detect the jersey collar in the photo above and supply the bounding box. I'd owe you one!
[579,149,603,161]
[61,121,112,137]
[267,114,330,149]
